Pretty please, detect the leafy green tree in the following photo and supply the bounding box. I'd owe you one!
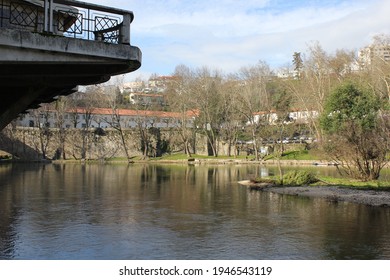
[320,82,387,180]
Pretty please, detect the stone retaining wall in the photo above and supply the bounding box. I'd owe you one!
[0,126,212,160]
[0,127,308,160]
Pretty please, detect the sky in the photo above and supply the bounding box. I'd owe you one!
[93,0,390,81]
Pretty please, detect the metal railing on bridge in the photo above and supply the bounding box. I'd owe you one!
[0,0,134,44]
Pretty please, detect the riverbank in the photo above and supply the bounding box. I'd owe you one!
[262,185,390,207]
[136,158,341,166]
[3,156,390,207]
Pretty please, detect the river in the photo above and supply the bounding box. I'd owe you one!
[1,163,390,259]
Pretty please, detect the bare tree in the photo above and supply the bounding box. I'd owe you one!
[190,67,226,157]
[361,34,390,103]
[285,42,352,141]
[218,78,243,157]
[133,111,157,159]
[328,49,356,81]
[101,76,133,162]
[166,65,197,157]
[53,96,68,159]
[235,61,273,160]
[65,89,98,159]
[271,85,293,182]
[31,105,52,159]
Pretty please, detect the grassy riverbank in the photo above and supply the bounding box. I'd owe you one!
[4,148,390,188]
[251,175,390,189]
[103,150,322,163]
[313,176,390,189]
[0,148,329,162]
[105,152,390,190]
[151,150,323,161]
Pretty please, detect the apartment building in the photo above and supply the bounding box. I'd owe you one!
[358,44,390,66]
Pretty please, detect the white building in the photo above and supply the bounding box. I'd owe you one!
[358,44,390,67]
[252,109,318,125]
[122,81,145,93]
[15,108,198,129]
[128,92,166,106]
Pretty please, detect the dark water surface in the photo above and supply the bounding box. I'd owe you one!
[1,163,390,260]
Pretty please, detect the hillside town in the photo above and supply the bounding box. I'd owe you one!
[1,36,390,172]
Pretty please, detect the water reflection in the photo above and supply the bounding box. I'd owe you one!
[0,163,390,259]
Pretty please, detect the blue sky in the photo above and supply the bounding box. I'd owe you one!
[93,0,390,81]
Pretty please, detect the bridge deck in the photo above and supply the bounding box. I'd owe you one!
[0,0,142,130]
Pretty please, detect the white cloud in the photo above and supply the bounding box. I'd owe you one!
[90,0,390,76]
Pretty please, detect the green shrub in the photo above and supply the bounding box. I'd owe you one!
[282,170,317,186]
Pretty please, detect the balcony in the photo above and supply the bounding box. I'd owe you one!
[0,0,142,130]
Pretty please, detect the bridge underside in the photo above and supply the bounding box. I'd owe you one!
[0,28,141,130]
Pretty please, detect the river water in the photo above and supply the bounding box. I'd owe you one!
[1,163,390,260]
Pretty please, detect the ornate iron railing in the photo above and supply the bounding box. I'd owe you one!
[0,0,134,44]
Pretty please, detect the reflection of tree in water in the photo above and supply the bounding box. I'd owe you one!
[2,163,390,259]
[240,192,390,259]
[152,165,253,239]
[270,193,390,259]
[0,205,19,259]
[321,205,390,259]
[0,165,27,259]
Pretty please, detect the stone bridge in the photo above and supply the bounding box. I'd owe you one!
[0,0,142,130]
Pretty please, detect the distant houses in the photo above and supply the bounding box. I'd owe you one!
[121,75,176,107]
[252,109,319,125]
[128,92,166,107]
